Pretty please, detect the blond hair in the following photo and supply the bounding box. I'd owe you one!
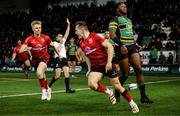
[75,21,88,30]
[31,20,42,27]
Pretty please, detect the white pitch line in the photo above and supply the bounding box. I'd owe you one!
[145,79,180,84]
[0,78,36,82]
[0,77,73,83]
[0,78,180,99]
[0,88,90,98]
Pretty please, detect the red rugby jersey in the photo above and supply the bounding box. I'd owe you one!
[13,45,29,61]
[23,34,51,59]
[80,32,108,68]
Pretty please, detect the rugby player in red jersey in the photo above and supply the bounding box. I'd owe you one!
[20,20,60,101]
[11,39,31,79]
[75,21,139,113]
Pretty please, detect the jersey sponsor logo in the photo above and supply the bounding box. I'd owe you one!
[84,47,96,55]
[32,47,46,50]
[40,37,45,43]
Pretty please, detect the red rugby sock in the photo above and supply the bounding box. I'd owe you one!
[121,89,132,102]
[97,83,107,93]
[39,78,48,89]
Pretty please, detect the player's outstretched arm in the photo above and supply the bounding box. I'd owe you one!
[63,18,70,41]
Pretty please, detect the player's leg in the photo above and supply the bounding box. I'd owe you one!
[88,72,116,104]
[49,58,62,88]
[47,67,61,100]
[21,63,28,78]
[110,76,139,113]
[119,58,130,85]
[43,73,51,101]
[24,59,31,67]
[130,52,153,104]
[49,68,61,87]
[63,65,75,93]
[68,55,77,78]
[23,59,31,78]
[36,61,48,100]
[115,57,129,102]
[71,61,77,78]
[68,61,73,77]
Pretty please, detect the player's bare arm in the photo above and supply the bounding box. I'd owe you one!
[78,48,91,77]
[27,50,32,61]
[11,52,17,60]
[63,18,70,41]
[19,44,28,53]
[101,39,113,72]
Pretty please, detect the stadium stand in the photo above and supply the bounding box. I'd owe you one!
[0,0,180,69]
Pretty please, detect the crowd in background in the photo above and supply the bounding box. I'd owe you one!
[0,0,180,68]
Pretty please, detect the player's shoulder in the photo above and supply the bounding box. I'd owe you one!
[91,32,97,36]
[89,32,100,40]
[41,34,50,38]
[25,35,33,41]
[27,35,33,39]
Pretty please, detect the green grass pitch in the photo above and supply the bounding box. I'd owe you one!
[0,72,180,115]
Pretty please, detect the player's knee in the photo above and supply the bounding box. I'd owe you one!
[36,72,44,79]
[113,83,120,89]
[55,75,60,79]
[88,82,97,90]
[63,66,69,71]
[135,67,143,75]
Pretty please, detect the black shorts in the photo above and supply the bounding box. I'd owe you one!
[91,67,118,78]
[114,44,139,60]
[68,55,76,62]
[16,60,25,67]
[53,57,68,69]
[34,58,48,71]
[112,57,119,64]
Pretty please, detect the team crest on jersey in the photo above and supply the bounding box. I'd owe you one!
[88,38,93,44]
[40,37,45,43]
[36,44,42,47]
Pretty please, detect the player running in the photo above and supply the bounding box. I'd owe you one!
[11,39,31,79]
[20,20,60,101]
[75,21,139,113]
